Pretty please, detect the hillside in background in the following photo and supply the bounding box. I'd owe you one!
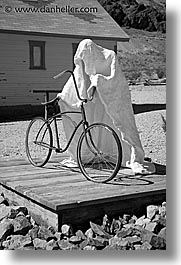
[98,0,166,81]
[98,0,166,32]
[117,27,166,81]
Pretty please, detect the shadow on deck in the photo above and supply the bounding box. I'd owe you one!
[0,157,166,231]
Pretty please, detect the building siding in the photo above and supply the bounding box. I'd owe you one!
[0,33,116,106]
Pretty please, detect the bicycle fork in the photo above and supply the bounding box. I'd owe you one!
[81,104,101,156]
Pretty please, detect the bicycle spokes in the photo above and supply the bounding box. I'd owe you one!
[25,117,53,167]
[77,123,122,183]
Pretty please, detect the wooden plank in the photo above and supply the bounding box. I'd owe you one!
[60,190,166,227]
[0,171,82,185]
[49,177,166,201]
[29,178,95,195]
[2,167,165,199]
[41,180,166,210]
[3,171,82,189]
[0,162,166,199]
[53,187,166,212]
[0,159,29,167]
[0,154,68,167]
[1,175,166,212]
[39,174,166,198]
[0,164,79,178]
[50,182,166,207]
[31,179,165,199]
[0,156,166,229]
[0,164,62,175]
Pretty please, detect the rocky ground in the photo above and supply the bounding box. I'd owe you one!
[0,193,166,250]
[132,85,166,165]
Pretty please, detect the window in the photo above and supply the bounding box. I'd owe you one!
[29,40,46,69]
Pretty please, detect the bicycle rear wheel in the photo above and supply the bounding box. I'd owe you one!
[25,117,53,167]
[77,123,122,183]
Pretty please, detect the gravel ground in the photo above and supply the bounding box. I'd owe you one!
[132,85,166,165]
[0,85,166,166]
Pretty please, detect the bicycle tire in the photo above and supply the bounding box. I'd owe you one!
[77,123,122,183]
[25,117,53,167]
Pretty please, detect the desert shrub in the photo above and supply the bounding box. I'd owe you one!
[161,114,166,133]
[157,68,166,79]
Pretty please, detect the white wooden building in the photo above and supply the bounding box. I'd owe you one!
[0,0,129,119]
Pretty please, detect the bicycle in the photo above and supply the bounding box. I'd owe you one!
[25,70,122,183]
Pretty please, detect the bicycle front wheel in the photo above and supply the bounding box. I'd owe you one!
[25,117,53,167]
[77,123,122,183]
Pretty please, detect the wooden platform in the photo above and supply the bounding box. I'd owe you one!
[0,155,166,231]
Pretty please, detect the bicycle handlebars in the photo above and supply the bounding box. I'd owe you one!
[42,70,96,106]
[53,70,70,80]
[41,97,59,106]
[53,70,96,103]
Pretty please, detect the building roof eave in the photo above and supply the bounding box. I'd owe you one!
[0,29,130,42]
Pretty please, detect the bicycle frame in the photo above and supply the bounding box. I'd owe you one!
[35,102,89,153]
[34,69,98,155]
[26,69,122,182]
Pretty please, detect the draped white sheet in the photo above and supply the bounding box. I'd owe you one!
[57,39,155,174]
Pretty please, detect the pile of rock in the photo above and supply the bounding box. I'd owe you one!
[0,194,166,250]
